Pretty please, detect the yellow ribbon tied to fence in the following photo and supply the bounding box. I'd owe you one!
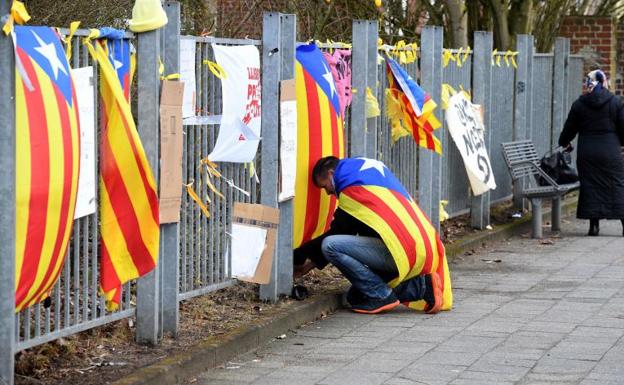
[62,21,81,60]
[203,60,227,79]
[2,0,30,35]
[365,87,381,118]
[158,56,180,80]
[185,181,211,218]
[440,200,450,222]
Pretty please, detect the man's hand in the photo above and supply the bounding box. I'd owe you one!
[293,259,316,279]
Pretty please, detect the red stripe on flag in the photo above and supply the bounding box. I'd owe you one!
[100,239,122,293]
[390,190,433,272]
[115,99,159,225]
[302,68,322,242]
[28,85,75,304]
[15,49,51,306]
[101,137,156,276]
[343,186,416,268]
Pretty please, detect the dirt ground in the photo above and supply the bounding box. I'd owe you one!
[14,202,523,385]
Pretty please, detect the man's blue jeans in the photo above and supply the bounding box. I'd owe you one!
[321,235,426,301]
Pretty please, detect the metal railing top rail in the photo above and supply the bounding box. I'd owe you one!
[57,27,134,39]
[184,35,261,46]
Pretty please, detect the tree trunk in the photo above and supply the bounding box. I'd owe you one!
[487,0,511,50]
[443,0,468,48]
[509,0,533,35]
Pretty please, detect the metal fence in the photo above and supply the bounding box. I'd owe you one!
[0,5,585,384]
[14,30,137,353]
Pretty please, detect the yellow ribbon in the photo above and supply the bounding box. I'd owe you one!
[159,57,181,80]
[2,0,30,35]
[462,47,471,64]
[455,47,463,68]
[510,51,518,68]
[442,49,455,68]
[200,157,226,199]
[203,60,227,79]
[63,21,81,60]
[365,87,380,118]
[185,182,211,218]
[440,83,457,110]
[440,200,450,222]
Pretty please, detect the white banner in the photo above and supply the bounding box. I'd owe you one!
[445,92,496,196]
[209,44,261,163]
[179,38,196,118]
[72,67,96,219]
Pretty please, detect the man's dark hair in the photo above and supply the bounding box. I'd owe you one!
[312,156,339,187]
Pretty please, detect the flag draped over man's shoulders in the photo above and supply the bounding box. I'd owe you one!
[293,43,345,249]
[334,157,452,311]
[86,32,160,311]
[13,26,81,312]
[385,55,442,154]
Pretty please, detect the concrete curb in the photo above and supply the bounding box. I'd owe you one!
[112,198,578,385]
[111,292,343,385]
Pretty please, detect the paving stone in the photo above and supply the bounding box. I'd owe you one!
[316,369,394,385]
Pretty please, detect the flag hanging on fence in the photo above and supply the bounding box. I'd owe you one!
[334,158,452,311]
[385,55,442,154]
[86,34,160,311]
[293,43,345,249]
[13,26,80,312]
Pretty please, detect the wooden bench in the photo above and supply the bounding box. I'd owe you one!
[501,140,580,238]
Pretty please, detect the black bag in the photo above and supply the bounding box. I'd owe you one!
[538,149,579,186]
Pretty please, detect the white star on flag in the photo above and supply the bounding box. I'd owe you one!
[32,31,68,80]
[322,62,337,98]
[358,157,386,177]
[113,58,123,70]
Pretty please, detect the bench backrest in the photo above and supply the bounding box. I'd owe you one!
[501,140,541,182]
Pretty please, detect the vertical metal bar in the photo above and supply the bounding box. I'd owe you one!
[350,20,368,157]
[258,12,281,302]
[160,0,181,336]
[34,305,41,338]
[64,249,70,325]
[431,27,443,230]
[552,37,569,149]
[513,35,534,209]
[470,31,493,229]
[273,13,296,297]
[365,21,378,158]
[82,218,88,322]
[73,221,80,325]
[136,29,161,345]
[55,278,61,331]
[91,58,100,320]
[418,27,436,221]
[0,0,16,380]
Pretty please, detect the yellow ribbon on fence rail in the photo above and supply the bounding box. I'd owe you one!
[158,57,180,80]
[2,0,30,35]
[62,21,81,60]
[185,181,211,218]
[203,60,227,79]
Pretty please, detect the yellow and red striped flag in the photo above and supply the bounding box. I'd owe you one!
[86,35,159,311]
[334,158,452,311]
[14,26,80,311]
[293,43,345,249]
[385,55,442,154]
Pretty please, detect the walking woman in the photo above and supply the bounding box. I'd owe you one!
[559,69,624,236]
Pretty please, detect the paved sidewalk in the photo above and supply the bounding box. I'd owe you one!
[196,218,624,385]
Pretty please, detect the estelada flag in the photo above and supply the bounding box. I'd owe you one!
[293,43,345,249]
[86,34,160,311]
[385,55,442,154]
[334,157,452,311]
[13,26,80,312]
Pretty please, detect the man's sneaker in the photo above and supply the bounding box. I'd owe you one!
[423,272,443,314]
[351,293,400,314]
[346,286,366,306]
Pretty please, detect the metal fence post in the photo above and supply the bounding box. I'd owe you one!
[419,26,443,227]
[470,31,493,229]
[259,12,281,302]
[260,13,296,300]
[136,28,161,344]
[0,0,16,382]
[350,20,368,157]
[552,37,569,148]
[513,34,534,209]
[160,0,181,336]
[365,21,378,158]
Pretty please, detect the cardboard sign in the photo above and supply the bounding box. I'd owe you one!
[445,92,496,196]
[231,203,280,284]
[279,79,297,202]
[159,80,185,223]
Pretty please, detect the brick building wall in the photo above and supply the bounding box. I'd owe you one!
[558,16,620,95]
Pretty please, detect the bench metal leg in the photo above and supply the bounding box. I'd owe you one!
[530,198,543,239]
[551,197,561,232]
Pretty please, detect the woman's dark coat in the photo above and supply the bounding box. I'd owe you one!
[559,87,624,219]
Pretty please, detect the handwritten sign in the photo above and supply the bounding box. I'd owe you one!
[445,92,496,196]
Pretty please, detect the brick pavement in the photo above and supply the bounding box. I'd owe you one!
[196,218,624,385]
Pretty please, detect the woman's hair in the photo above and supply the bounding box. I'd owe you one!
[586,69,609,90]
[312,156,339,187]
